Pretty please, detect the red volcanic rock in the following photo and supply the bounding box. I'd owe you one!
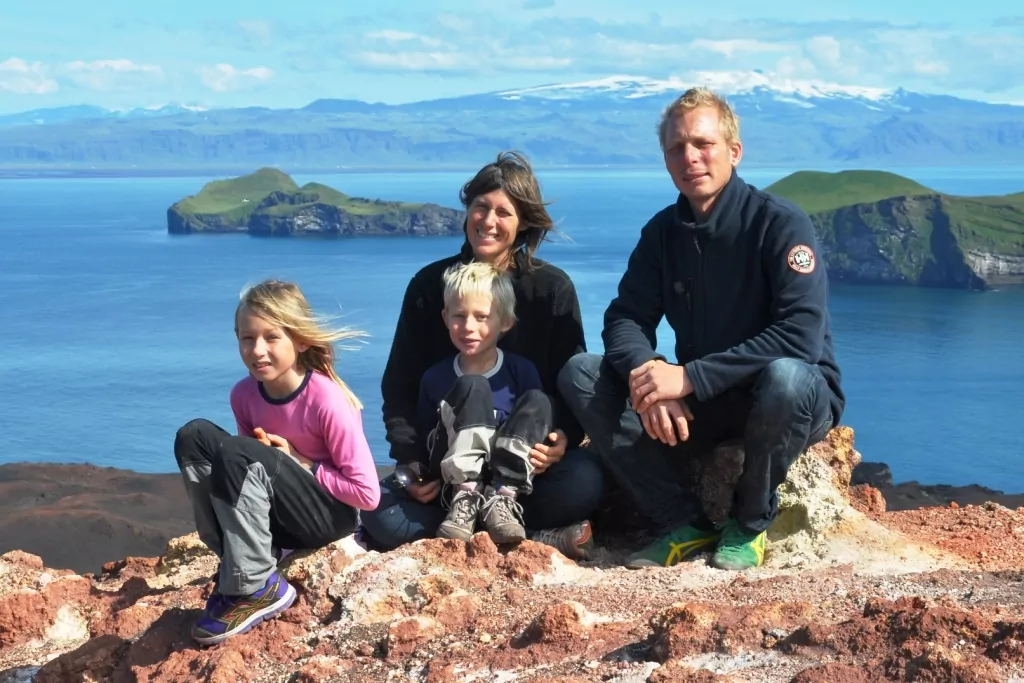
[849,483,887,514]
[522,600,592,644]
[790,663,876,683]
[8,432,1024,683]
[294,655,353,681]
[650,601,815,661]
[648,660,740,682]
[102,556,161,580]
[35,634,127,683]
[386,615,444,657]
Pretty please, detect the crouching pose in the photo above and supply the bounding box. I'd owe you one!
[174,280,380,646]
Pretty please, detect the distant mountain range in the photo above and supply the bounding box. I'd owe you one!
[0,72,1021,171]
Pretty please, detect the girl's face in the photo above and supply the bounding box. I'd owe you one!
[236,308,309,396]
[466,189,521,266]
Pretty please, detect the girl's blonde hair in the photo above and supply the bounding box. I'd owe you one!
[235,279,366,410]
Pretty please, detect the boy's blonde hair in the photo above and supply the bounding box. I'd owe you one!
[235,280,366,409]
[442,261,517,324]
[658,86,741,151]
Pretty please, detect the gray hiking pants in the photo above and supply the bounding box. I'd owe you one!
[173,419,357,595]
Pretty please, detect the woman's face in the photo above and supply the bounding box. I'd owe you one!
[466,189,521,266]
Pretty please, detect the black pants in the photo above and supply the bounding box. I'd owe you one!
[429,374,553,495]
[173,419,357,595]
[558,354,835,534]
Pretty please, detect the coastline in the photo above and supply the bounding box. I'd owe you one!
[1,460,1021,575]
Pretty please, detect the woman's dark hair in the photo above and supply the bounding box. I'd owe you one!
[459,151,554,270]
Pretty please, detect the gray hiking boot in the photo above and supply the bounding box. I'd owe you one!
[480,486,526,544]
[437,483,484,542]
[528,521,596,561]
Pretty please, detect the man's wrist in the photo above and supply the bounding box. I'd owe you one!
[679,365,694,398]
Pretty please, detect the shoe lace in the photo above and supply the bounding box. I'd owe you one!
[482,493,524,525]
[530,525,576,556]
[447,488,484,526]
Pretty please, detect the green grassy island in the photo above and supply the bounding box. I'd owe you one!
[167,168,465,237]
[766,170,1024,289]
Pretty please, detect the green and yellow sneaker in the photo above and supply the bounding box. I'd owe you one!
[625,523,721,569]
[710,519,766,570]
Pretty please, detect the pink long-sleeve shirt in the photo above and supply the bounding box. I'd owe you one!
[229,371,380,511]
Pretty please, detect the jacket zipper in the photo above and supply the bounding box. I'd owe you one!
[691,234,705,355]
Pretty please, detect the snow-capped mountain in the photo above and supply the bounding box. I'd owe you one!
[491,71,1024,116]
[0,103,208,127]
[0,71,1019,168]
[499,72,889,102]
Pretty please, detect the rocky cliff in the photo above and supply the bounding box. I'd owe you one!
[166,169,466,237]
[767,171,1024,290]
[4,428,1024,682]
[811,194,1024,289]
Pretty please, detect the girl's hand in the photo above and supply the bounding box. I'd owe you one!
[253,427,272,446]
[529,429,567,475]
[266,433,315,471]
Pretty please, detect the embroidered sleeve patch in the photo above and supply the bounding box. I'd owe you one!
[787,244,815,274]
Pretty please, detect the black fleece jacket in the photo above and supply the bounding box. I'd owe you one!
[603,170,845,424]
[382,242,587,466]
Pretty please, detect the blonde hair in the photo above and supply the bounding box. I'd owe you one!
[658,86,740,151]
[235,280,366,410]
[442,261,517,324]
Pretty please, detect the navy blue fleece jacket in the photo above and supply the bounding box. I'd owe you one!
[602,170,845,424]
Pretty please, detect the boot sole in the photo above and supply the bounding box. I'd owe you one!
[436,524,475,542]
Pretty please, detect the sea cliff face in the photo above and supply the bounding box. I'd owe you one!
[247,203,464,237]
[811,195,1022,289]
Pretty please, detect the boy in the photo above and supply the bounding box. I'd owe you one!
[416,260,554,544]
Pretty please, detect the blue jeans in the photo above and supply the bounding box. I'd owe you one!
[361,447,604,551]
[558,353,834,534]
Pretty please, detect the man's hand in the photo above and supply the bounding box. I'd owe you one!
[406,479,441,504]
[266,433,316,470]
[529,429,567,475]
[639,398,694,446]
[629,359,694,413]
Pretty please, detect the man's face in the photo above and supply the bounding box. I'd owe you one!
[663,105,743,218]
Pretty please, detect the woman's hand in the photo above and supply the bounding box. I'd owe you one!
[265,433,316,471]
[406,479,441,504]
[529,429,567,475]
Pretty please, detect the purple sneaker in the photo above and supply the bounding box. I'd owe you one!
[191,570,296,646]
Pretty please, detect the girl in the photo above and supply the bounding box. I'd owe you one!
[173,279,380,647]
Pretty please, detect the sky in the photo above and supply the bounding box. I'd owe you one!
[1,0,1022,113]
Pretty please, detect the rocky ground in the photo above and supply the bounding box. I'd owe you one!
[2,427,1024,682]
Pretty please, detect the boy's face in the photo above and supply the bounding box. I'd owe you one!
[443,293,511,357]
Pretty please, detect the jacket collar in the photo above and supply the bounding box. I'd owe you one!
[673,168,747,237]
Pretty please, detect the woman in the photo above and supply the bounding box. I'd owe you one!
[362,151,604,560]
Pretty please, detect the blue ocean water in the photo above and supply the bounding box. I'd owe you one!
[1,167,1021,491]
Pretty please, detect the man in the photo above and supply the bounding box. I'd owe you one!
[557,87,844,571]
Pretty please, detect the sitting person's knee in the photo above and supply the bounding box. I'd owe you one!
[759,358,814,403]
[557,352,603,402]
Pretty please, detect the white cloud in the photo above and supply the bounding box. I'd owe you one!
[354,51,465,71]
[0,58,58,95]
[197,64,274,92]
[366,29,442,47]
[805,36,842,69]
[62,59,164,91]
[692,38,791,58]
